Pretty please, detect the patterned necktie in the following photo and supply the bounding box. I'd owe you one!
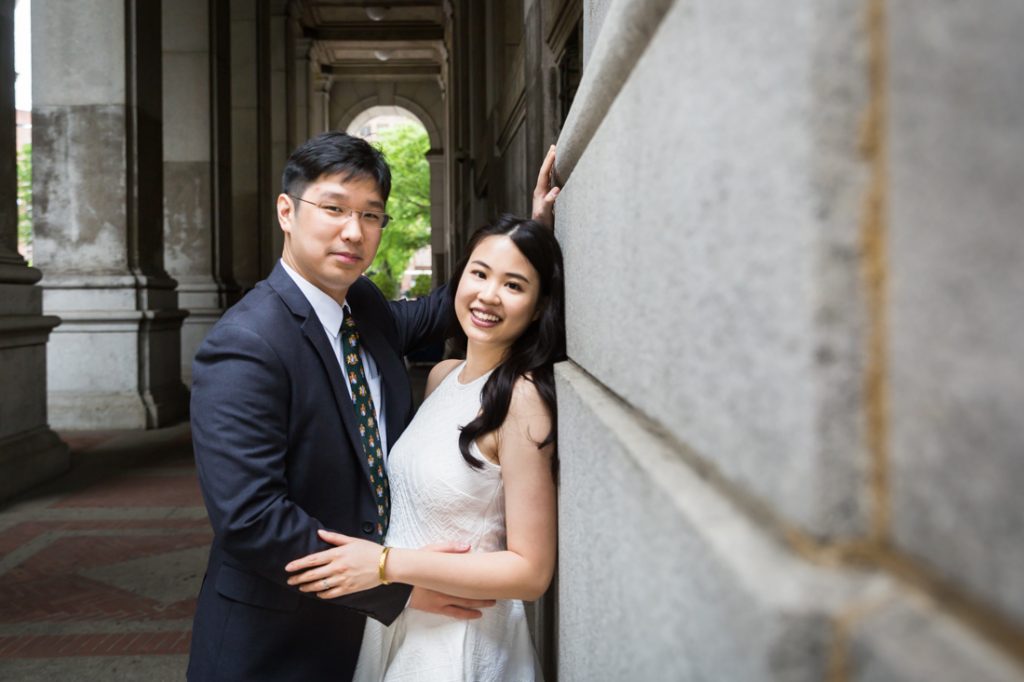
[340,308,390,538]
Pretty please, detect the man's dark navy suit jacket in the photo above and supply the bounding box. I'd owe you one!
[187,263,450,681]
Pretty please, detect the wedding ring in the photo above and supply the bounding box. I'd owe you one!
[321,578,330,590]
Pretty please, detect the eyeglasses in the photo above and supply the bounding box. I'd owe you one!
[288,195,391,229]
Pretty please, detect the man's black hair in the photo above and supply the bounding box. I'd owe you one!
[281,131,391,203]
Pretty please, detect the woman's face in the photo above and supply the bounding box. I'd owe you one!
[455,235,543,353]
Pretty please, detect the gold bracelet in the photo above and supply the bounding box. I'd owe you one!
[378,546,392,585]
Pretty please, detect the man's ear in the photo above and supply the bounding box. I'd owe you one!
[277,193,294,233]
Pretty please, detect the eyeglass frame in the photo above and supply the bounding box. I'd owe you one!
[287,194,391,229]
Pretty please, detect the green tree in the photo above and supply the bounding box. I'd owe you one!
[366,124,431,299]
[16,144,31,264]
[407,273,432,298]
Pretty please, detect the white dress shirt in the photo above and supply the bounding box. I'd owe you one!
[280,260,389,457]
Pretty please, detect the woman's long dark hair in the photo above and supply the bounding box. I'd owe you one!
[448,214,566,471]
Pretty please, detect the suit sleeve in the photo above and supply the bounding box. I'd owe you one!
[191,322,411,623]
[388,282,452,354]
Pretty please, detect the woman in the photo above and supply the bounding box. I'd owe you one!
[285,214,565,681]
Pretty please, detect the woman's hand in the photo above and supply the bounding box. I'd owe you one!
[285,529,383,598]
[531,145,560,228]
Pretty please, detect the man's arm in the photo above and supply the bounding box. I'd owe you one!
[388,281,452,354]
[192,322,319,574]
[191,321,411,623]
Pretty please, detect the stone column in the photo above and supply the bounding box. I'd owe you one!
[284,2,309,151]
[0,0,67,500]
[425,149,447,285]
[229,0,261,290]
[163,0,229,386]
[266,3,288,264]
[307,60,327,136]
[33,0,188,429]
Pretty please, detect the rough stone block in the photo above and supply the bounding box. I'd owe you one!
[555,0,873,538]
[886,0,1024,626]
[555,362,866,681]
[849,596,1024,682]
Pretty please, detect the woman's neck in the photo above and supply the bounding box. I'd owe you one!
[460,342,508,382]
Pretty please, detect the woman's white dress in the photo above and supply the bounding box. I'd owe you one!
[354,363,542,682]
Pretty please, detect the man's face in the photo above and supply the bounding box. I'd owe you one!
[277,173,385,303]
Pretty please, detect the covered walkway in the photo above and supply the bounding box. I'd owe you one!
[0,426,206,680]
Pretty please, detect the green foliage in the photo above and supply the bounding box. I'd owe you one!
[366,124,431,299]
[16,144,31,263]
[407,273,432,299]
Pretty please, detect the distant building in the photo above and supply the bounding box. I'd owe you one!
[15,108,30,149]
[399,244,432,296]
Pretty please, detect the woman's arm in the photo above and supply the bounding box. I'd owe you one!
[285,378,557,602]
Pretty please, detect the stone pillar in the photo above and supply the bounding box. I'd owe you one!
[425,149,447,286]
[0,0,67,500]
[33,0,188,429]
[307,60,327,136]
[162,0,229,386]
[266,3,288,264]
[229,0,261,290]
[319,75,333,133]
[286,6,310,150]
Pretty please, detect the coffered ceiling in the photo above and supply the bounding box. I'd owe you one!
[296,0,447,81]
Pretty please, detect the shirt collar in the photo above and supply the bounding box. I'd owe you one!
[280,259,348,339]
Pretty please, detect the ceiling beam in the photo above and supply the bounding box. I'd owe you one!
[305,22,444,42]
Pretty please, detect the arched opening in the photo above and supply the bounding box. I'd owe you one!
[348,106,433,301]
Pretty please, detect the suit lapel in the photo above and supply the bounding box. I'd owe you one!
[268,264,376,491]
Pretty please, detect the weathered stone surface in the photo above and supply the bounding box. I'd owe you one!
[32,0,125,106]
[849,596,1024,682]
[555,362,869,682]
[555,0,873,538]
[164,162,213,277]
[886,0,1024,627]
[32,106,129,273]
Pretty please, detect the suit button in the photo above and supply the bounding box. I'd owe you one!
[361,521,374,534]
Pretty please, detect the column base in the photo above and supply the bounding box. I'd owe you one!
[48,384,188,431]
[45,309,190,430]
[0,427,70,502]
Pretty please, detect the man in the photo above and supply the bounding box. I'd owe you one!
[187,132,558,681]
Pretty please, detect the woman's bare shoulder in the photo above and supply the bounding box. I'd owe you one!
[424,358,463,398]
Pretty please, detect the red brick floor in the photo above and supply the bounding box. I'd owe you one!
[0,423,210,680]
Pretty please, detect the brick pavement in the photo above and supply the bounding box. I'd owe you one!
[0,423,210,681]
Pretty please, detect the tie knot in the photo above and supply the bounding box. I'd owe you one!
[342,309,357,332]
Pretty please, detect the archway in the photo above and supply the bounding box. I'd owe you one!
[346,106,438,302]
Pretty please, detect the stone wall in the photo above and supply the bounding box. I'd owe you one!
[552,0,1024,679]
